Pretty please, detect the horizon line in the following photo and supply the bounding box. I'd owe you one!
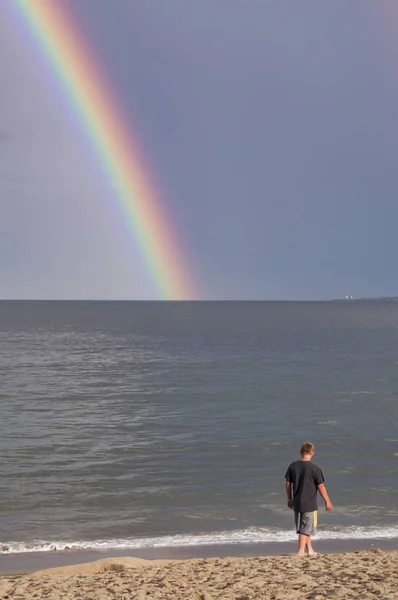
[0,297,396,303]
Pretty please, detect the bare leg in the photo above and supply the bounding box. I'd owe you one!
[297,534,308,555]
[298,535,317,556]
[306,536,317,556]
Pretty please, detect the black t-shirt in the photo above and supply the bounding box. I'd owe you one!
[285,460,325,513]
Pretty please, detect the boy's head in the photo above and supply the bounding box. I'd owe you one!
[300,442,315,456]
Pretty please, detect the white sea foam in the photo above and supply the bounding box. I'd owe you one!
[336,390,374,396]
[2,526,398,554]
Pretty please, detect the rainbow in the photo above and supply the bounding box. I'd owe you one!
[12,0,194,300]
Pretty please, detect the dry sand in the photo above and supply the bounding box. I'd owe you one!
[1,549,397,599]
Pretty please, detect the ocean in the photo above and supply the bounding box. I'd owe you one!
[1,300,398,556]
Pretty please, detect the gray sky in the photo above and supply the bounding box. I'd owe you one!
[1,0,398,299]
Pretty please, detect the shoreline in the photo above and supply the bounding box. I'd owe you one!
[1,536,398,575]
[2,547,398,599]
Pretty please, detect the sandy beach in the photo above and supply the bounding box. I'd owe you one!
[1,549,397,599]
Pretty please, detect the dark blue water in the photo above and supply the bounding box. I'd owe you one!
[1,300,398,553]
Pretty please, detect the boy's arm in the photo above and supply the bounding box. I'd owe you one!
[317,483,333,511]
[286,481,294,509]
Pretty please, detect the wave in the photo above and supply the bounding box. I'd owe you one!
[2,525,398,554]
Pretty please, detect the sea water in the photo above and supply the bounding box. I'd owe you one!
[1,300,398,554]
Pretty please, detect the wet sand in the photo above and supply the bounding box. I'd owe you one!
[1,537,398,575]
[1,549,398,599]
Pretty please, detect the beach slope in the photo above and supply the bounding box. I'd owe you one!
[1,550,396,599]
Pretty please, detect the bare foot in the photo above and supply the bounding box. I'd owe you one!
[297,551,307,557]
[307,550,318,556]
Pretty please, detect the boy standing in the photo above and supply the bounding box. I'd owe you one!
[285,442,333,556]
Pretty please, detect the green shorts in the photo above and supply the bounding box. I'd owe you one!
[294,510,317,536]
